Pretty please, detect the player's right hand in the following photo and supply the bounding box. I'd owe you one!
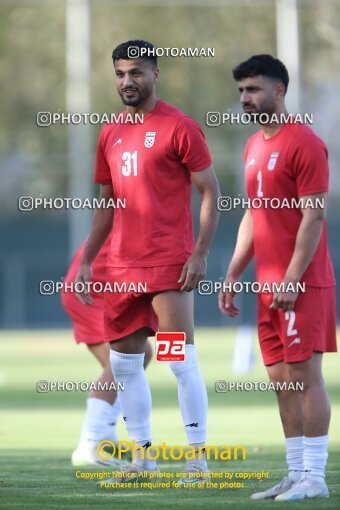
[218,276,240,318]
[75,264,93,305]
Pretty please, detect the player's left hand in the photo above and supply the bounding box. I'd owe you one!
[75,264,94,305]
[270,287,298,311]
[178,252,207,292]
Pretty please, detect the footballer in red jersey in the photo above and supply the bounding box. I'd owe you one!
[219,55,337,501]
[75,40,220,483]
[61,235,152,467]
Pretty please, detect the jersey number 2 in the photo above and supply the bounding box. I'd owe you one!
[284,311,298,336]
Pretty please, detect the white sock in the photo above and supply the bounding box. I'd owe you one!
[78,397,115,445]
[98,397,121,444]
[303,435,328,482]
[109,397,121,426]
[109,350,155,469]
[285,436,304,481]
[190,442,208,466]
[168,344,208,446]
[135,440,157,470]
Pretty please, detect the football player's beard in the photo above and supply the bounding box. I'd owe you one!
[119,87,148,107]
[244,107,276,125]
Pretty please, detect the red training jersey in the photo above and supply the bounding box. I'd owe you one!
[244,122,335,287]
[94,100,212,267]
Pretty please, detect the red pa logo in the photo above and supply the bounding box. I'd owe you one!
[155,332,186,361]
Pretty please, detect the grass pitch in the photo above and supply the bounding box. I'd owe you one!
[0,328,339,509]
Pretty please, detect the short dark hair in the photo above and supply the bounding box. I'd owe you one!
[112,40,157,67]
[232,54,289,93]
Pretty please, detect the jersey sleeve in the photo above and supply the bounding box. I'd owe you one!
[94,127,112,185]
[173,117,212,172]
[291,135,329,196]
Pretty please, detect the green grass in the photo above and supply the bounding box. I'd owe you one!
[0,328,339,509]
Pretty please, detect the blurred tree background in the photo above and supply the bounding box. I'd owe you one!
[0,0,339,328]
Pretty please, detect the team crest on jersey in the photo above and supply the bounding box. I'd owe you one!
[144,131,156,148]
[267,152,279,171]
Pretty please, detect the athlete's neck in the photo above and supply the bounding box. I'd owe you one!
[261,106,289,140]
[126,96,159,116]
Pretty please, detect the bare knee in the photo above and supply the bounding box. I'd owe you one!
[152,290,194,341]
[87,342,110,368]
[109,327,149,354]
[266,361,289,385]
[288,360,323,391]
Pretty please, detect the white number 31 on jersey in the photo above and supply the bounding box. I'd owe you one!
[121,151,138,176]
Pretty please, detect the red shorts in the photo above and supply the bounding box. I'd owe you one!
[103,265,184,342]
[61,236,111,345]
[257,286,337,365]
[61,260,106,345]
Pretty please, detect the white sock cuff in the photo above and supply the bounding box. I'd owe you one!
[110,350,145,375]
[168,344,198,375]
[110,398,121,422]
[303,435,329,446]
[285,436,304,448]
